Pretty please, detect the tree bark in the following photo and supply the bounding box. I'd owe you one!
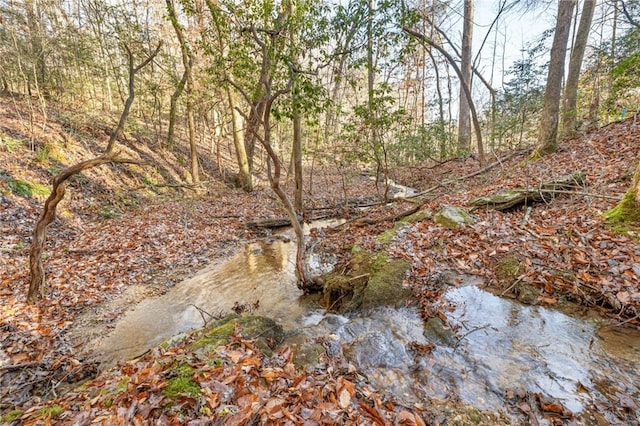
[606,157,640,227]
[561,0,596,138]
[457,0,474,154]
[292,99,303,214]
[228,90,253,191]
[166,0,199,184]
[27,154,145,303]
[167,69,187,150]
[535,0,576,156]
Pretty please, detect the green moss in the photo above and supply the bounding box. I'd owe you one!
[495,255,524,284]
[605,189,640,233]
[400,209,432,224]
[189,315,283,356]
[514,282,540,305]
[114,376,130,394]
[434,206,474,229]
[1,133,23,152]
[38,405,64,418]
[466,407,483,424]
[323,249,411,312]
[551,269,576,283]
[163,376,201,399]
[162,362,201,399]
[99,205,123,219]
[362,256,411,309]
[376,222,410,245]
[7,179,50,200]
[1,410,23,423]
[173,363,195,378]
[30,183,50,199]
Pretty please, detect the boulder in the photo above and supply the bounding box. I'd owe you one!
[434,206,474,229]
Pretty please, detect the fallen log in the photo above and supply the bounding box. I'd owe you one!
[469,172,587,211]
[246,215,303,229]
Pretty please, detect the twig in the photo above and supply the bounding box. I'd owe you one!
[189,304,218,326]
[520,206,533,228]
[533,188,621,201]
[602,313,640,329]
[410,149,530,198]
[0,361,43,372]
[500,277,523,297]
[454,324,492,349]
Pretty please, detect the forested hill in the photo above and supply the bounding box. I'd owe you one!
[1,92,639,424]
[2,0,640,423]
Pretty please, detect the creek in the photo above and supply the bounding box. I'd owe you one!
[97,222,640,424]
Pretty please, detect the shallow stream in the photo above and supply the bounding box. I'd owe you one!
[98,224,640,424]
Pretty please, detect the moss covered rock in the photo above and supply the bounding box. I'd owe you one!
[323,248,411,312]
[401,209,432,224]
[189,315,284,356]
[605,188,640,233]
[361,254,411,309]
[434,206,474,229]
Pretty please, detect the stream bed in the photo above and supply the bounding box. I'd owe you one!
[97,227,640,424]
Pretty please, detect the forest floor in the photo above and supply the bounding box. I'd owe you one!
[1,95,639,424]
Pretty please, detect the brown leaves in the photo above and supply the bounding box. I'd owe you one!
[393,120,640,322]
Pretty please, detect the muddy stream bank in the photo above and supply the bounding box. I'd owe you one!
[95,222,640,424]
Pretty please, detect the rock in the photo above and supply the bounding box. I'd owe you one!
[281,332,327,370]
[401,209,432,224]
[361,257,412,309]
[189,314,284,356]
[514,282,540,305]
[434,206,474,229]
[423,317,456,346]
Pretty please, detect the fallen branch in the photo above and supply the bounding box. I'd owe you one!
[410,149,530,198]
[469,172,587,211]
[339,204,422,228]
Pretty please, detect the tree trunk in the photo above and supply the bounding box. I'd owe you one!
[561,0,596,138]
[606,158,640,227]
[535,0,576,156]
[292,100,303,214]
[228,89,253,191]
[166,0,199,184]
[28,154,145,303]
[457,0,474,154]
[106,44,161,154]
[167,70,187,150]
[403,27,485,166]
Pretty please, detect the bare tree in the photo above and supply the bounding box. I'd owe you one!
[534,0,577,156]
[28,43,160,303]
[457,0,474,154]
[403,26,486,166]
[165,0,199,184]
[561,0,596,137]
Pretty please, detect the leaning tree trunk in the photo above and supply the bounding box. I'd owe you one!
[27,154,144,302]
[167,69,187,151]
[166,0,199,184]
[535,0,576,156]
[403,27,486,166]
[28,43,159,303]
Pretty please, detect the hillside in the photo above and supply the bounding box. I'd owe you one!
[1,96,639,424]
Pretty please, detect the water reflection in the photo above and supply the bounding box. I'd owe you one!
[293,286,640,423]
[97,230,640,423]
[97,237,320,365]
